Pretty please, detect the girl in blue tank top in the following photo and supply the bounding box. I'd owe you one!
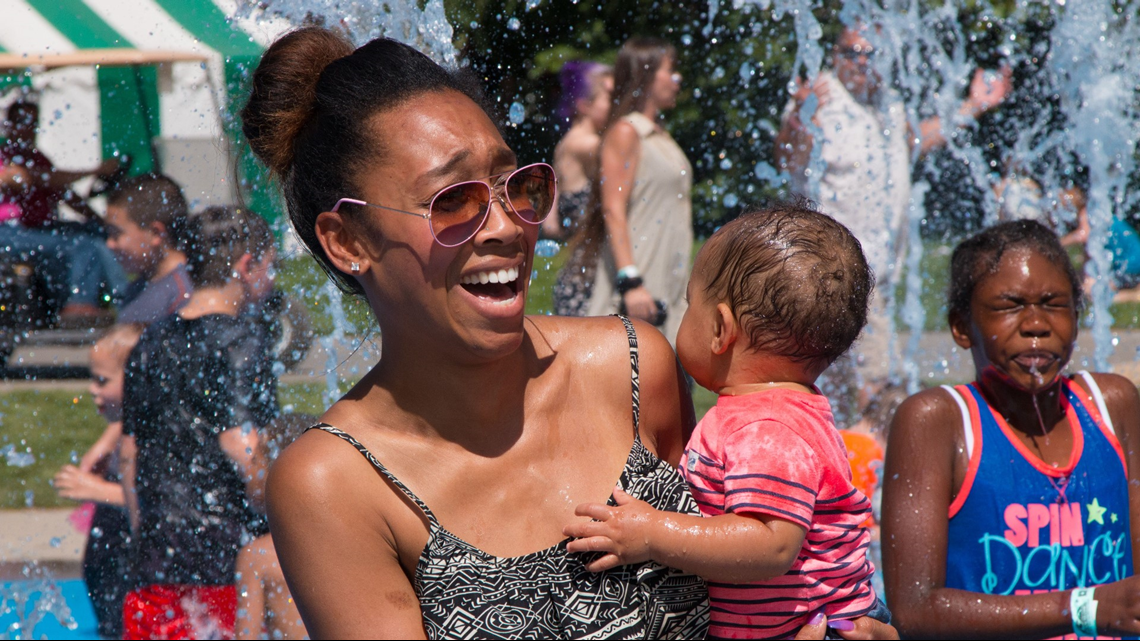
[882,220,1140,639]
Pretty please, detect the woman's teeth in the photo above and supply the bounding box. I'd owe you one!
[460,267,519,286]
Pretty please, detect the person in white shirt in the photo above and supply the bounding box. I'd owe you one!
[776,25,1010,411]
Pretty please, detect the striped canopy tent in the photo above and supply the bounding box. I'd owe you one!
[0,0,294,220]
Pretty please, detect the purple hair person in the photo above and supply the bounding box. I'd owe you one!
[557,60,611,127]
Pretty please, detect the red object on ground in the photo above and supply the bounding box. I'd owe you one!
[123,584,236,640]
[839,430,884,527]
[66,502,95,534]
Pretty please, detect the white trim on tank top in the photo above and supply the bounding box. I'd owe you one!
[941,385,974,459]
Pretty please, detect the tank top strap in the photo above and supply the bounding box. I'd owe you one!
[1072,370,1116,436]
[616,315,642,440]
[306,423,439,526]
[622,112,656,139]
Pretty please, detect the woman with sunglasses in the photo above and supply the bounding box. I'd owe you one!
[243,28,899,641]
[240,28,709,639]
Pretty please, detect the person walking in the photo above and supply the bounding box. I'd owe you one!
[580,37,693,344]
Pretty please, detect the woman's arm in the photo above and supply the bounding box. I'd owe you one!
[268,433,426,639]
[631,318,694,465]
[599,122,656,322]
[883,388,1140,639]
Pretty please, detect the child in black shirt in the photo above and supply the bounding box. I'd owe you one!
[120,207,278,640]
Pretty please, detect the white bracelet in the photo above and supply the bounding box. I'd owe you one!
[1070,587,1098,638]
[617,265,640,280]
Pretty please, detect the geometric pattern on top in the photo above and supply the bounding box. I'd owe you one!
[307,315,711,638]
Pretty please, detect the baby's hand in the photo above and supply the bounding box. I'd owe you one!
[564,487,660,572]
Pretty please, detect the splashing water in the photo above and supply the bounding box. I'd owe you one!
[234,0,459,63]
[1,562,76,639]
[737,0,1139,382]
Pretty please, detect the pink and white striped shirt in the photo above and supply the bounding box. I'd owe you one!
[681,389,877,639]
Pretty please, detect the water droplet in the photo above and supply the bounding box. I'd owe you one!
[535,239,561,258]
[508,102,526,125]
[50,537,61,548]
[723,193,739,208]
[507,17,521,31]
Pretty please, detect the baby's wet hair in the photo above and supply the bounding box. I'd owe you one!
[948,219,1082,321]
[700,197,874,367]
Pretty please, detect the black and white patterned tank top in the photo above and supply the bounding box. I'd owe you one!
[308,316,709,639]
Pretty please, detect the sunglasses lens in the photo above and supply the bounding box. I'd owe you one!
[506,164,556,224]
[431,182,491,246]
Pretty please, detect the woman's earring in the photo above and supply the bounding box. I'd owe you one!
[350,262,360,274]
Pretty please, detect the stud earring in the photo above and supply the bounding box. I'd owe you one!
[350,262,360,273]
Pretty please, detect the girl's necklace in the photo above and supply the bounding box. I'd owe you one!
[1030,392,1071,505]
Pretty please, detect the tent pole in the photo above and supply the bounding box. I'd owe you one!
[132,65,162,174]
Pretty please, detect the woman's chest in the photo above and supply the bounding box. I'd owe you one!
[383,427,636,567]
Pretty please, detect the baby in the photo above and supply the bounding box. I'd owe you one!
[566,199,887,638]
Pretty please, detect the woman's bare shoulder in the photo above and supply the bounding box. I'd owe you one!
[527,315,634,374]
[268,424,404,526]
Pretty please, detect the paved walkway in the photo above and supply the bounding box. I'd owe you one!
[0,509,84,579]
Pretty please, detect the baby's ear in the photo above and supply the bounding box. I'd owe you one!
[712,302,737,355]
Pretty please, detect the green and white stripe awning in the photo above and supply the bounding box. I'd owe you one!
[1,0,294,218]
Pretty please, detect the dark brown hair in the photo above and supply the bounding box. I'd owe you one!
[184,206,275,288]
[948,219,1083,321]
[607,37,676,129]
[241,27,489,296]
[107,173,190,250]
[570,37,677,264]
[699,198,874,367]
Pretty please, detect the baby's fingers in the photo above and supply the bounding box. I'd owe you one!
[584,553,624,573]
[563,520,608,540]
[566,536,617,555]
[574,502,612,521]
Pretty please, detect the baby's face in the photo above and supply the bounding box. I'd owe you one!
[675,253,721,391]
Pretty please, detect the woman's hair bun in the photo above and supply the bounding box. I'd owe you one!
[242,27,354,177]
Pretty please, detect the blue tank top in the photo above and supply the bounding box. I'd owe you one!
[944,375,1132,598]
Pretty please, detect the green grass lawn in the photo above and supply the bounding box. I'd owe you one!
[0,384,332,510]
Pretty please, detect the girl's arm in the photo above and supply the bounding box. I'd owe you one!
[219,426,267,513]
[883,388,1140,639]
[120,435,139,533]
[236,542,267,640]
[1088,373,1140,630]
[268,431,427,639]
[564,487,806,583]
[79,421,122,472]
[54,466,125,505]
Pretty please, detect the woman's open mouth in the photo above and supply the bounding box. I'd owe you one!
[459,266,521,305]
